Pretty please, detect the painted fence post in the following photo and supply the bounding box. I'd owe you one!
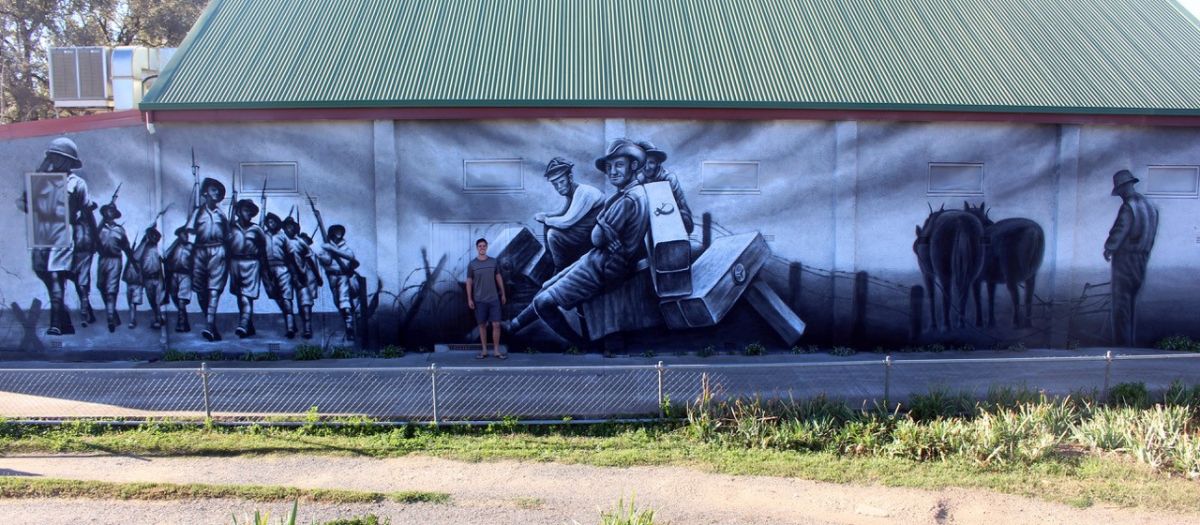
[199,362,212,420]
[656,361,665,418]
[909,286,924,341]
[883,355,893,409]
[851,271,869,341]
[430,363,439,424]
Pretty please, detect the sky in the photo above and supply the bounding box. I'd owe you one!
[1178,0,1200,19]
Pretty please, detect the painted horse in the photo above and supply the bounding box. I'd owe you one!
[963,202,1045,328]
[914,204,985,330]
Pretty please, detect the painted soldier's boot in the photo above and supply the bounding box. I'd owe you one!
[150,306,164,329]
[235,298,254,338]
[79,299,96,327]
[340,308,355,340]
[176,305,191,332]
[201,304,221,342]
[300,306,313,339]
[104,299,120,333]
[284,312,297,339]
[127,296,138,329]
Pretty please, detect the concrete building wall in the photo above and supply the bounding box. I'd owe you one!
[1,116,1195,355]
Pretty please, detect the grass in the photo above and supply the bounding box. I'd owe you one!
[513,496,545,509]
[601,498,658,525]
[0,477,449,505]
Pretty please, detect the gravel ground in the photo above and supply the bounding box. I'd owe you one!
[0,454,1196,524]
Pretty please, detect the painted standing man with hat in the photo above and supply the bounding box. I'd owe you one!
[16,137,97,335]
[317,224,361,340]
[534,157,604,272]
[228,199,268,338]
[284,217,321,339]
[96,201,133,332]
[164,225,195,332]
[188,177,230,341]
[264,212,300,338]
[1104,169,1159,347]
[637,141,693,234]
[506,139,651,345]
[127,227,167,329]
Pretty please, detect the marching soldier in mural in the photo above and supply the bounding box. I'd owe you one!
[228,199,267,338]
[506,139,651,345]
[189,177,229,341]
[127,227,167,329]
[164,226,195,332]
[1104,169,1159,347]
[16,137,97,335]
[637,140,693,234]
[263,212,300,338]
[534,157,604,272]
[285,218,321,339]
[122,233,145,329]
[316,224,361,340]
[96,202,133,333]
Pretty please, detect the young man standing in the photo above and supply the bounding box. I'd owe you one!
[466,238,506,359]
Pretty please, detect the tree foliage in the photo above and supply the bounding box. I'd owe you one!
[0,0,206,123]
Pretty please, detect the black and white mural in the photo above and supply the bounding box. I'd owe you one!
[0,120,1189,354]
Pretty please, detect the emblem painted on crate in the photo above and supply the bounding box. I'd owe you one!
[654,202,675,216]
[732,263,747,284]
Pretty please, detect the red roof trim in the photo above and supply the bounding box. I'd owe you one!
[146,106,1200,127]
[0,111,145,140]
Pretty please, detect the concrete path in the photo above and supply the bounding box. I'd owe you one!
[0,454,1196,525]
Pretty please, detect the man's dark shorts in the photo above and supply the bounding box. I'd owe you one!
[474,300,502,324]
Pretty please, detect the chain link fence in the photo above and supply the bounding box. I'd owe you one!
[1,353,1198,424]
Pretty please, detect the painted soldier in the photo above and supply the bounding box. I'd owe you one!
[534,157,604,272]
[122,233,145,329]
[164,226,195,332]
[506,139,651,345]
[188,177,229,341]
[16,137,95,335]
[287,221,322,339]
[264,213,299,338]
[96,203,133,333]
[317,224,360,339]
[637,141,693,234]
[1104,170,1158,347]
[132,227,167,329]
[227,199,267,338]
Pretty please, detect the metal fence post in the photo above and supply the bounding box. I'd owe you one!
[199,362,212,419]
[883,355,893,410]
[1103,350,1113,402]
[429,363,439,424]
[656,361,665,418]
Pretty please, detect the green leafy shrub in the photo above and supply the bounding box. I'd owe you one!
[293,345,324,361]
[162,348,199,361]
[743,342,766,356]
[906,389,975,421]
[565,346,582,355]
[1156,335,1200,353]
[328,346,356,359]
[601,498,657,525]
[1108,382,1150,409]
[379,345,406,358]
[830,346,856,357]
[698,345,716,358]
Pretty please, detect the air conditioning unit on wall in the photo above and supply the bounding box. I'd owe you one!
[49,47,112,108]
[49,46,177,110]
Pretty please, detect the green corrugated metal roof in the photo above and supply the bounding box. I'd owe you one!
[141,0,1200,115]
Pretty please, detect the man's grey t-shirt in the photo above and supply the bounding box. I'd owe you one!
[468,256,500,303]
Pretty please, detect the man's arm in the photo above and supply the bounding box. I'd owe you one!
[465,271,475,309]
[544,185,602,229]
[1104,203,1133,261]
[667,175,694,234]
[494,264,506,305]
